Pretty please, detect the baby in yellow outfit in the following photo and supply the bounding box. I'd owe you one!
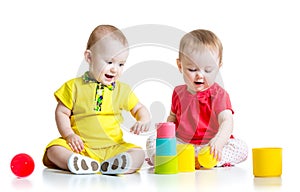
[43,25,150,175]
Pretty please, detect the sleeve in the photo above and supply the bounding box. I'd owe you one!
[54,79,75,110]
[213,88,234,115]
[171,88,179,114]
[120,83,139,111]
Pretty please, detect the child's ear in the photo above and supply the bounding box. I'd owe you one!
[176,59,183,73]
[219,61,223,68]
[84,50,92,64]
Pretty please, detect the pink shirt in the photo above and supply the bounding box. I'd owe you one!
[171,83,234,145]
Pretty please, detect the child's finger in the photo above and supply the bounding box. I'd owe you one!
[77,141,84,152]
[139,124,146,133]
[143,123,150,132]
[69,142,79,153]
[130,123,139,134]
[68,142,75,151]
[210,145,219,160]
[130,124,136,133]
[139,123,149,133]
[209,144,215,155]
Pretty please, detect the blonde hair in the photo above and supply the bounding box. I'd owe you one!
[179,29,223,67]
[86,25,128,50]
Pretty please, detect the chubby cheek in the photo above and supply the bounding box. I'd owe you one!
[182,71,195,82]
[206,72,219,85]
[90,65,104,80]
[206,78,215,86]
[182,74,195,87]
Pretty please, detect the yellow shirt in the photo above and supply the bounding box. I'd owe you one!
[54,78,139,148]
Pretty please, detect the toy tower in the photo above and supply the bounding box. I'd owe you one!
[154,122,178,174]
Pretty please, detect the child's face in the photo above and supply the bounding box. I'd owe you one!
[178,49,220,93]
[85,37,129,85]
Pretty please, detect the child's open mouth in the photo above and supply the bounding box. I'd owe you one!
[194,81,204,85]
[105,74,114,79]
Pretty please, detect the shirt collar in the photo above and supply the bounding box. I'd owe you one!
[82,71,115,90]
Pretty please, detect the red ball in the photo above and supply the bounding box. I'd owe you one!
[11,153,35,177]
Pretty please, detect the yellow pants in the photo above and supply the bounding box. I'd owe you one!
[42,137,140,169]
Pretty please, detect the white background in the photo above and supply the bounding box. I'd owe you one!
[0,0,299,190]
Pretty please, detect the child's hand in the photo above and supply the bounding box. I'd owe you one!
[209,110,233,161]
[65,133,84,153]
[208,136,226,162]
[130,121,150,135]
[130,102,151,135]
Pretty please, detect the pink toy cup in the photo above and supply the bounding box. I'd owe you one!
[156,122,175,138]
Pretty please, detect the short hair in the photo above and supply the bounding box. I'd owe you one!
[86,25,128,50]
[179,29,223,66]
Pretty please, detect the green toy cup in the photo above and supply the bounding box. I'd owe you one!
[155,156,178,174]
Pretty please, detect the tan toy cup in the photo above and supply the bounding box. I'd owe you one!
[252,148,282,177]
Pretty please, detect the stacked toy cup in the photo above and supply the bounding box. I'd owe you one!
[154,122,178,174]
[177,144,195,172]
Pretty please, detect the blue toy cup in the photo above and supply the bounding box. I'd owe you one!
[156,138,177,156]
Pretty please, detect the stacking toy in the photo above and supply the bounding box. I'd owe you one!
[155,156,178,174]
[252,147,282,177]
[11,153,35,177]
[156,138,177,156]
[177,144,195,172]
[156,122,176,138]
[155,122,178,174]
[198,146,218,168]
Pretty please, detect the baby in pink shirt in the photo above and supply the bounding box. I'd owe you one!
[147,29,248,168]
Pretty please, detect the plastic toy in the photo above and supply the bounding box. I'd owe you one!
[11,153,35,177]
[155,122,178,174]
[177,144,195,172]
[252,147,282,177]
[198,146,218,168]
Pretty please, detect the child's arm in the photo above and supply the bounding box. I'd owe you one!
[167,111,176,122]
[130,102,151,135]
[55,101,84,153]
[209,109,233,161]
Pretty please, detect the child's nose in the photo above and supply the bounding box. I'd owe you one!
[196,70,205,78]
[110,63,117,73]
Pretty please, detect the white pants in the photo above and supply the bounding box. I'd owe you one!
[146,135,248,166]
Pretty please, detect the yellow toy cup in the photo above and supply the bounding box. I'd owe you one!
[198,146,218,169]
[252,148,282,177]
[177,144,195,172]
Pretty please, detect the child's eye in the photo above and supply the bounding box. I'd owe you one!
[188,68,197,72]
[205,67,213,73]
[119,63,124,67]
[107,61,113,64]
